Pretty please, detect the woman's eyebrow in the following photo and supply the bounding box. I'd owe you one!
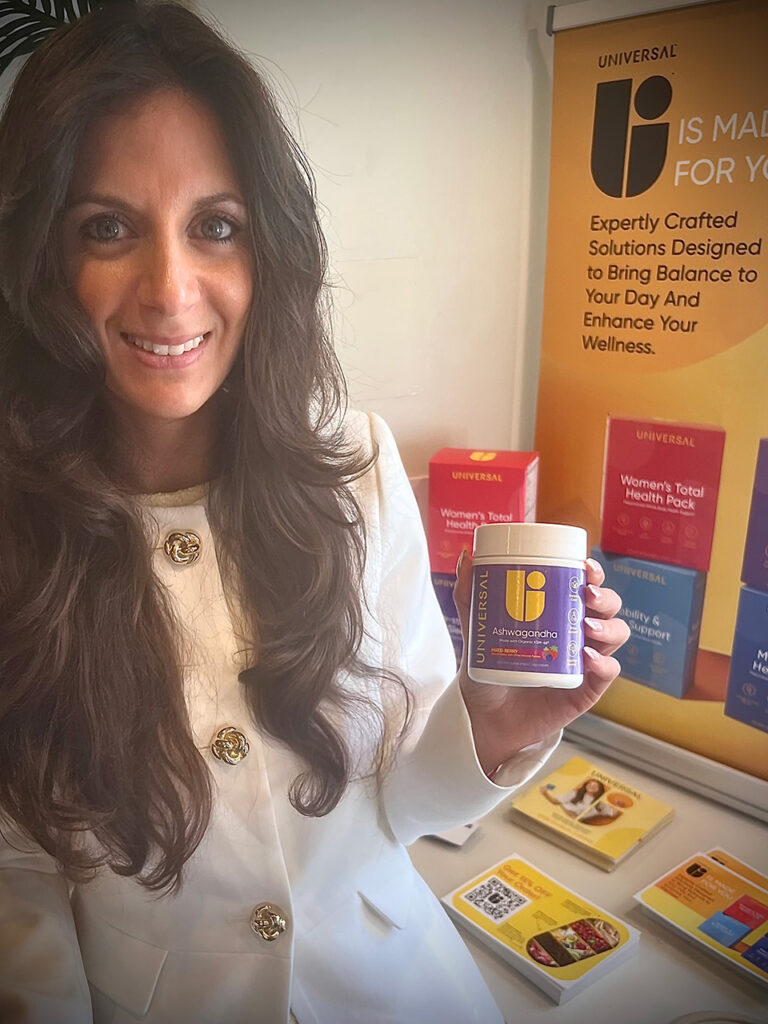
[190,191,247,213]
[65,191,134,213]
[65,191,247,213]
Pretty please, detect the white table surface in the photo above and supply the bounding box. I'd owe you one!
[409,738,768,1024]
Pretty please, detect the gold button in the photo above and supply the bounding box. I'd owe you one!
[163,530,201,565]
[210,726,250,765]
[250,902,288,942]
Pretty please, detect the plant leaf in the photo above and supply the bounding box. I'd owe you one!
[0,0,135,79]
[1,15,54,58]
[0,1,59,27]
[0,27,50,77]
[2,14,45,48]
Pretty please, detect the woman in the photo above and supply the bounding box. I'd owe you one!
[540,777,607,817]
[0,4,629,1022]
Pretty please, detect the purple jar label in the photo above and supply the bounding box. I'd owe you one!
[469,563,585,675]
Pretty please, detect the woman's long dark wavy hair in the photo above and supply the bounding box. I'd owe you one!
[572,779,605,806]
[0,1,410,893]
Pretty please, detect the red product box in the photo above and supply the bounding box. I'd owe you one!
[600,417,725,572]
[724,895,768,930]
[428,448,538,662]
[428,448,539,573]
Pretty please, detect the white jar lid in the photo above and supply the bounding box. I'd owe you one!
[473,522,587,561]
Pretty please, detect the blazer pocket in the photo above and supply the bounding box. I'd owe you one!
[75,903,168,1018]
[356,858,416,930]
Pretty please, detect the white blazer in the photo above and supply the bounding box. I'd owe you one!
[0,412,558,1024]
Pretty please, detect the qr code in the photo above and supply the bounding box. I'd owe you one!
[462,875,530,923]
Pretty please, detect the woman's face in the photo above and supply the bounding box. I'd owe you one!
[62,88,252,426]
[585,780,601,795]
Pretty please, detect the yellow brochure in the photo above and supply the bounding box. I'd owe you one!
[442,855,639,1003]
[510,755,674,870]
[635,852,768,987]
[706,849,768,891]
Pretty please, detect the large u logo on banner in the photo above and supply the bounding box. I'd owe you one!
[506,570,546,622]
[591,75,672,197]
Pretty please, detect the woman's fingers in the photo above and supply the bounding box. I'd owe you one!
[583,647,622,690]
[584,557,629,653]
[584,614,631,656]
[585,580,622,620]
[585,556,605,587]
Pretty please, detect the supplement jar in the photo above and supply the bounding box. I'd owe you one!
[468,522,587,687]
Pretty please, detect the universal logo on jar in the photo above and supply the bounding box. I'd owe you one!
[506,570,546,622]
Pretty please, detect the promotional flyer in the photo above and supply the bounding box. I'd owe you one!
[443,856,640,1002]
[635,852,768,986]
[535,0,768,777]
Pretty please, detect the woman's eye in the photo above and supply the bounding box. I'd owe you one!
[198,216,238,242]
[83,216,125,242]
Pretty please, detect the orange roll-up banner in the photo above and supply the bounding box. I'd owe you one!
[535,0,768,778]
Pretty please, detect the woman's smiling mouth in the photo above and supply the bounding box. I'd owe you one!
[120,331,211,366]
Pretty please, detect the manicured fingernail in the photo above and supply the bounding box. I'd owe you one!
[583,645,601,662]
[456,549,466,574]
[584,617,603,633]
[586,558,601,573]
[587,584,601,601]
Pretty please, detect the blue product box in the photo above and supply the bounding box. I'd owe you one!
[742,935,768,971]
[698,911,752,947]
[741,439,768,590]
[592,546,706,697]
[432,572,462,666]
[724,586,768,735]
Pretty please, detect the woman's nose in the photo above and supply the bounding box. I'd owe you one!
[136,236,201,316]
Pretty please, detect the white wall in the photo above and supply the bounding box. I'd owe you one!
[199,0,560,473]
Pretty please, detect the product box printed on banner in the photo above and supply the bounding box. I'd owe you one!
[428,449,538,661]
[600,417,725,572]
[593,546,705,698]
[741,439,768,592]
[725,586,768,735]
